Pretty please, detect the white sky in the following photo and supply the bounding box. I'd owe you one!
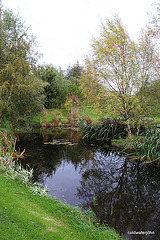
[3,0,156,70]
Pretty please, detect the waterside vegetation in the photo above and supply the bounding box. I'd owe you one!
[132,128,160,164]
[0,2,160,239]
[31,108,160,166]
[0,131,122,240]
[0,174,122,240]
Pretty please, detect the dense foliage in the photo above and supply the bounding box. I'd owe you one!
[1,2,160,135]
[64,62,84,108]
[79,57,107,111]
[37,65,68,108]
[86,14,160,137]
[0,9,46,128]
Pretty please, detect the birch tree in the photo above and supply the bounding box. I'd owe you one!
[91,15,139,137]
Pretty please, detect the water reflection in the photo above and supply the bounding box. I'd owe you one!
[77,150,160,239]
[16,129,160,240]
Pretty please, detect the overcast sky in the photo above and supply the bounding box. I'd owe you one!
[3,0,156,70]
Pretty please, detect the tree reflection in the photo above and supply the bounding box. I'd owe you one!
[17,132,160,239]
[17,129,85,182]
[76,149,160,239]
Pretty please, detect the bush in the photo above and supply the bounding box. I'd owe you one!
[37,65,68,108]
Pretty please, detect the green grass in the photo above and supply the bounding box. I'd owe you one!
[32,105,110,126]
[0,174,121,240]
[77,104,109,121]
[32,109,69,125]
[32,104,160,127]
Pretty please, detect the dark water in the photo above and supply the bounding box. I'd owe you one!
[16,128,160,240]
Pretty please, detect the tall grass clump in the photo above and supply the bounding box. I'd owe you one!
[51,112,58,127]
[79,120,121,144]
[132,128,160,165]
[0,130,49,196]
[41,109,49,127]
[0,130,16,157]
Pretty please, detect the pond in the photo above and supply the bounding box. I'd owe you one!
[16,128,160,240]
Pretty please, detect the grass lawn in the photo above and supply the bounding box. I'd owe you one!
[0,174,121,240]
[32,105,110,126]
[76,105,109,120]
[32,105,160,127]
[32,108,69,126]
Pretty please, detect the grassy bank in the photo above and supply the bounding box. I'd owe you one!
[32,105,109,126]
[32,105,160,128]
[0,175,121,240]
[0,130,122,240]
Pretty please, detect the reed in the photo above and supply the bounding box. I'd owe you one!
[72,108,79,122]
[84,116,92,125]
[0,130,16,157]
[79,121,120,143]
[52,112,58,127]
[41,109,48,127]
[133,128,160,164]
[64,115,74,127]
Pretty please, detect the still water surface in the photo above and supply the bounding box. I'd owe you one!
[16,129,160,240]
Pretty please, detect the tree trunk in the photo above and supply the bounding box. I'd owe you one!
[124,102,132,138]
[127,119,132,138]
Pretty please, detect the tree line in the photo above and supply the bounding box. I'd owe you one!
[0,8,82,128]
[0,2,160,135]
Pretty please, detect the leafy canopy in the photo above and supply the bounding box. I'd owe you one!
[83,13,160,136]
[0,9,46,127]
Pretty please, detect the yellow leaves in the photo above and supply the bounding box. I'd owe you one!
[64,95,81,111]
[64,97,74,111]
[141,155,146,161]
